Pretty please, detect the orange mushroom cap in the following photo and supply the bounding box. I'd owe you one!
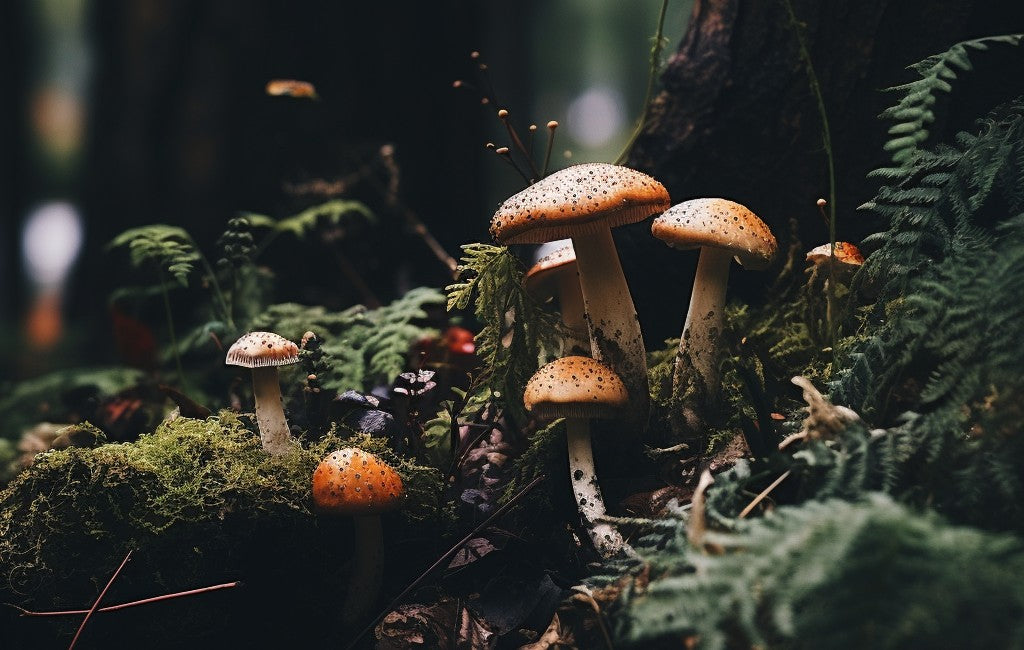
[312,448,405,516]
[524,356,629,420]
[265,79,318,98]
[805,241,865,267]
[523,244,577,298]
[652,198,777,270]
[490,163,670,245]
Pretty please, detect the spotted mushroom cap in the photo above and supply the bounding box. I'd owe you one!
[805,241,865,267]
[524,356,629,420]
[523,244,577,298]
[312,448,405,516]
[225,331,300,368]
[651,198,777,270]
[490,163,671,245]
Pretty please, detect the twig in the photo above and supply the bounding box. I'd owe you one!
[9,581,241,618]
[615,0,670,165]
[542,121,559,178]
[68,550,133,650]
[345,474,547,650]
[571,585,615,650]
[157,271,186,391]
[738,470,792,519]
[376,145,459,276]
[330,248,381,308]
[783,0,839,361]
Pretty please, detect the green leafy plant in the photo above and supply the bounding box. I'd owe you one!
[252,286,445,393]
[600,495,1024,649]
[878,34,1022,165]
[446,243,561,424]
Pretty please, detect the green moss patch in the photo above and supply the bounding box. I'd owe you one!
[0,413,444,646]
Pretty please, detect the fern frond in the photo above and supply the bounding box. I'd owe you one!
[273,199,376,239]
[108,225,200,287]
[446,243,561,422]
[879,33,1022,165]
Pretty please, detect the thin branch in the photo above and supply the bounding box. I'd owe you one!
[68,550,133,650]
[615,0,670,165]
[738,470,792,519]
[345,474,547,650]
[783,0,838,360]
[9,581,241,618]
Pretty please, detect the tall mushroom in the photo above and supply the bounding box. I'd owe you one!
[524,355,632,558]
[312,447,405,626]
[524,243,589,355]
[491,163,671,423]
[225,331,300,455]
[651,199,776,429]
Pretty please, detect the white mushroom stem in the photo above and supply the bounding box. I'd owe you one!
[342,514,384,626]
[571,228,649,421]
[556,270,590,355]
[566,418,630,558]
[250,366,294,456]
[675,246,732,427]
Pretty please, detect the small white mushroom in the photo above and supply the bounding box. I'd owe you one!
[225,331,300,455]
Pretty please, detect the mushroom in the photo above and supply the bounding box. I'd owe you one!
[523,242,589,355]
[491,163,671,423]
[805,241,865,341]
[225,331,300,456]
[805,241,864,277]
[312,447,405,626]
[651,199,776,429]
[524,355,633,558]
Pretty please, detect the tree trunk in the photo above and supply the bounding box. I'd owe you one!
[622,0,1024,343]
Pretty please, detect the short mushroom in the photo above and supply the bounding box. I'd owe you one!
[524,355,632,558]
[312,447,405,626]
[805,241,865,341]
[651,199,776,429]
[225,331,300,455]
[805,241,864,277]
[523,242,589,355]
[491,163,671,423]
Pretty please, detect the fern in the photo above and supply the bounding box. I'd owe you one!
[878,33,1022,165]
[860,101,1024,302]
[446,243,561,423]
[252,287,445,392]
[108,225,201,287]
[273,199,375,238]
[601,495,1024,649]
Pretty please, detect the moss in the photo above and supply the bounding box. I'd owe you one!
[0,412,446,646]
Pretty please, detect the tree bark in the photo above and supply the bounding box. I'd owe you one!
[622,0,1024,342]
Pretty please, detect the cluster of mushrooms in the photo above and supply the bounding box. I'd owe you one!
[498,162,860,558]
[220,162,862,618]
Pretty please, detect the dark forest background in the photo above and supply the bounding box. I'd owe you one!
[2,0,1023,383]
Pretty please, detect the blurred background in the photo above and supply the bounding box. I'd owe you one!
[0,0,692,383]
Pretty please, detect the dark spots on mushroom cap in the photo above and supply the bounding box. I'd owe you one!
[225,331,300,368]
[489,163,671,244]
[651,198,776,268]
[523,355,629,418]
[311,447,405,515]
